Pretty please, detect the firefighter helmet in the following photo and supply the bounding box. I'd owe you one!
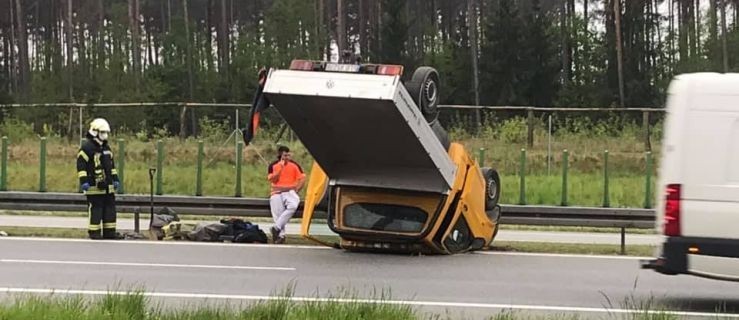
[89,118,111,140]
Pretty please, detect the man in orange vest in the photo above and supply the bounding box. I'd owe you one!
[267,146,305,244]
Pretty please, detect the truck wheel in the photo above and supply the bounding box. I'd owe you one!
[487,205,501,243]
[405,67,440,123]
[481,167,500,211]
[429,119,450,151]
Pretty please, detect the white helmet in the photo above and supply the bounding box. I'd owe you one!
[89,118,111,141]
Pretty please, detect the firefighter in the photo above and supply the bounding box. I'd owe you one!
[77,118,121,240]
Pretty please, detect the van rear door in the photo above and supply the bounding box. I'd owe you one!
[680,75,739,240]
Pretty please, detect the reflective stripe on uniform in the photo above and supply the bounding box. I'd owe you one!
[111,169,118,175]
[103,151,112,155]
[77,171,87,177]
[102,223,116,229]
[84,189,106,195]
[87,203,100,231]
[78,151,89,162]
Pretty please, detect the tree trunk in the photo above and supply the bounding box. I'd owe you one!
[9,0,18,95]
[668,0,675,67]
[98,0,105,71]
[561,0,570,84]
[679,0,688,61]
[614,0,625,107]
[359,0,367,58]
[168,0,173,33]
[337,0,346,60]
[318,0,325,59]
[468,0,479,106]
[695,0,701,55]
[14,0,31,102]
[709,0,719,69]
[218,0,229,75]
[721,0,729,72]
[183,0,194,138]
[129,0,141,92]
[377,0,382,58]
[569,0,576,75]
[66,0,74,101]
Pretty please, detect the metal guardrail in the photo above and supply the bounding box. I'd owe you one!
[0,191,655,229]
[0,191,657,253]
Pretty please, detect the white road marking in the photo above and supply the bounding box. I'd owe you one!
[0,287,735,318]
[476,251,653,260]
[0,237,653,259]
[0,236,332,249]
[0,259,295,271]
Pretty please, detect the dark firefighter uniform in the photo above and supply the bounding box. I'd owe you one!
[77,130,120,239]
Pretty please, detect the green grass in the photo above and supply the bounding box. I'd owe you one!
[0,287,727,320]
[0,286,419,320]
[1,121,661,207]
[490,241,655,257]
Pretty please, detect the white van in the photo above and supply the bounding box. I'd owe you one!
[641,72,739,282]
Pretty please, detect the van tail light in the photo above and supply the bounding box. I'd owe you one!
[664,184,681,236]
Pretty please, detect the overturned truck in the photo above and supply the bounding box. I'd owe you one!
[262,59,501,254]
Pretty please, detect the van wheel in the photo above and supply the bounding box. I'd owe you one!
[405,67,440,123]
[482,167,501,211]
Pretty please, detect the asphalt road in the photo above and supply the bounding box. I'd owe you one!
[0,237,736,319]
[0,215,661,245]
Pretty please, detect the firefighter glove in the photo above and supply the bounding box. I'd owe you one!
[81,182,90,191]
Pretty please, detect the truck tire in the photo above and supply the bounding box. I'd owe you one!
[405,67,440,123]
[489,204,501,241]
[481,167,501,211]
[429,118,451,151]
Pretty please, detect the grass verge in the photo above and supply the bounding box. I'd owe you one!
[0,286,721,320]
[3,125,660,208]
[0,226,655,257]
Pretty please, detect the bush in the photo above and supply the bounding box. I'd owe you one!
[498,117,527,144]
[0,118,36,141]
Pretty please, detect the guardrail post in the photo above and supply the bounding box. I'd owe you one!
[643,111,651,151]
[1,136,7,191]
[620,227,626,255]
[156,140,163,195]
[519,148,526,205]
[134,207,140,234]
[39,137,47,192]
[235,141,243,197]
[117,139,125,194]
[527,109,534,148]
[603,150,610,208]
[196,140,203,196]
[644,151,653,209]
[561,149,568,206]
[478,148,485,167]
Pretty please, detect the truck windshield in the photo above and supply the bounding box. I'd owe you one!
[343,203,427,233]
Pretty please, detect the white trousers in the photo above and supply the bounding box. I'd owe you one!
[269,190,300,237]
